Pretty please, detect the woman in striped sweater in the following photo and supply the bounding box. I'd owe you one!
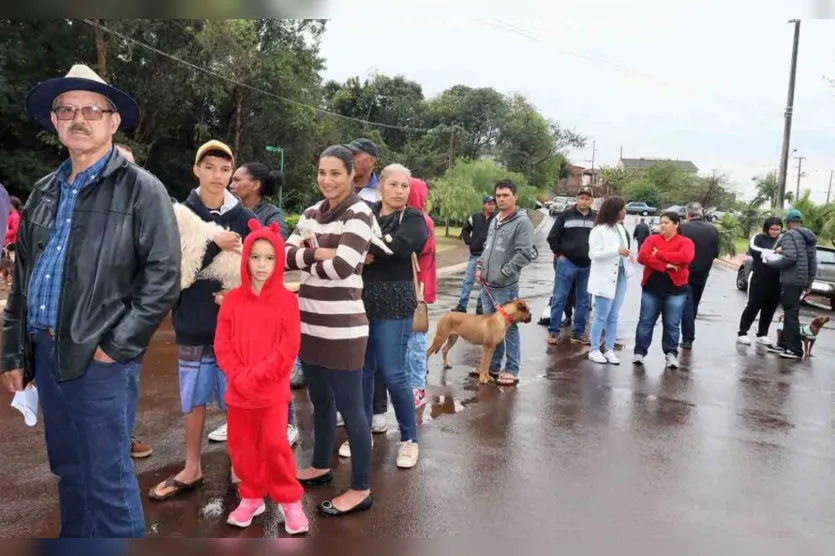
[286,145,374,517]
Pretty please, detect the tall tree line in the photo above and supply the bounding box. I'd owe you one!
[0,19,584,213]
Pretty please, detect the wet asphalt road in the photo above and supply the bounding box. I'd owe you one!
[1,214,834,538]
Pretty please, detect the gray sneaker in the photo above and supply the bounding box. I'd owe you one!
[632,353,645,365]
[665,352,679,369]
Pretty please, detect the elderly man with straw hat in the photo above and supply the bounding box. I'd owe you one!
[0,64,181,537]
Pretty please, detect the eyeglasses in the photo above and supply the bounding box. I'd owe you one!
[52,105,115,121]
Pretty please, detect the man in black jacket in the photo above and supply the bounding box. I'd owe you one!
[680,202,720,349]
[546,186,596,345]
[1,65,180,538]
[453,195,495,313]
[633,217,651,251]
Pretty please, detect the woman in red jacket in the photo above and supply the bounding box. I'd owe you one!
[632,211,695,369]
[214,219,308,535]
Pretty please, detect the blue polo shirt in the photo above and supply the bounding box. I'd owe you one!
[28,149,113,330]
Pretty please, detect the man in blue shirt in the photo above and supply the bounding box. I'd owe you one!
[1,65,180,538]
[346,138,380,207]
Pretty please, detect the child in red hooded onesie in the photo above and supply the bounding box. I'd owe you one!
[214,219,308,535]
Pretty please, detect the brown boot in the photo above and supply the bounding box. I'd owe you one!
[131,437,153,459]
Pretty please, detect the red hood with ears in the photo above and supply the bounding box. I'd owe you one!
[240,219,287,297]
[408,178,429,212]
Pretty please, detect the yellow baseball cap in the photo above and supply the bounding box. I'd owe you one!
[195,140,234,165]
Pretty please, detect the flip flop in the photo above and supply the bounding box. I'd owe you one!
[148,475,204,501]
[494,373,519,386]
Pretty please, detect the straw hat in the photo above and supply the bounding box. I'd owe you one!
[25,64,139,131]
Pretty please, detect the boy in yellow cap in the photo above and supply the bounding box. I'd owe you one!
[149,140,256,501]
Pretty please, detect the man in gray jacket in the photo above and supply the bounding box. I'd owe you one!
[766,209,817,359]
[475,179,534,385]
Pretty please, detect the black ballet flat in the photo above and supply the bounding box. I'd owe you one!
[318,494,374,517]
[297,471,333,486]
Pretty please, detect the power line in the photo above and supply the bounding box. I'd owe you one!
[78,19,430,133]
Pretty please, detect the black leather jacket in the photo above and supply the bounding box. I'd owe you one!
[1,149,181,383]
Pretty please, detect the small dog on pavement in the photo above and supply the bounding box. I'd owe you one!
[775,314,829,359]
[427,299,532,384]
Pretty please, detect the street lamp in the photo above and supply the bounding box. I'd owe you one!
[265,145,284,210]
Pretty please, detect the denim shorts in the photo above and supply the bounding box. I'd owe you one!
[178,345,227,413]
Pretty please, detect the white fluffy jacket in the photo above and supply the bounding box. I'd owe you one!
[172,203,241,291]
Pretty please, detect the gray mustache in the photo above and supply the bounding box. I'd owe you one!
[68,124,90,135]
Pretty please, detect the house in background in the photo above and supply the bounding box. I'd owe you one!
[619,157,699,174]
[555,165,603,196]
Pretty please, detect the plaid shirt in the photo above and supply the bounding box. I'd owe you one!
[28,149,113,330]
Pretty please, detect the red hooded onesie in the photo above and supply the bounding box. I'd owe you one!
[214,219,304,503]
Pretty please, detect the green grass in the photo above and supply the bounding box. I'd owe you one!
[435,226,463,252]
[734,236,749,257]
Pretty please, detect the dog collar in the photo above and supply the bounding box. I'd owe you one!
[497,306,514,326]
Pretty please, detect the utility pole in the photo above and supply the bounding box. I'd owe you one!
[777,19,801,208]
[94,19,108,80]
[794,155,806,200]
[827,169,833,204]
[590,140,597,186]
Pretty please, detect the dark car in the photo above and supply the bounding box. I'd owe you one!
[736,244,835,309]
[625,201,656,216]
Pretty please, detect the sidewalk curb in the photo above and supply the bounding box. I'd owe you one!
[714,257,742,271]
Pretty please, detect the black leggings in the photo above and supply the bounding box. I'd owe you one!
[738,272,781,337]
[303,363,371,491]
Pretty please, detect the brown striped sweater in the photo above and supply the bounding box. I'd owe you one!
[285,193,372,371]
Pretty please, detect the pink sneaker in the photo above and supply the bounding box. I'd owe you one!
[413,388,426,409]
[227,498,266,528]
[281,501,309,535]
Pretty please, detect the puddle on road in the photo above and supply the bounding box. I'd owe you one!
[418,394,479,424]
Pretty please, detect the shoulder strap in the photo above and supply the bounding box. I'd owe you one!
[411,252,424,301]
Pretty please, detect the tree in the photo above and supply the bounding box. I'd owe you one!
[624,181,662,208]
[425,85,509,159]
[752,171,778,208]
[716,213,741,257]
[790,191,835,245]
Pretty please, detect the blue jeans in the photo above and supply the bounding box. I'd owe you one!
[33,331,144,538]
[363,318,417,442]
[634,291,687,357]
[479,283,521,375]
[590,267,628,352]
[458,255,480,309]
[548,257,590,336]
[407,330,428,389]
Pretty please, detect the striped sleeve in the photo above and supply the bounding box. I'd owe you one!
[285,211,317,271]
[311,204,372,280]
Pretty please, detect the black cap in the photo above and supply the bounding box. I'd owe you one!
[483,195,495,204]
[577,186,593,197]
[344,138,379,158]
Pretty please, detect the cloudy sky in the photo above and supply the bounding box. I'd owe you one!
[318,1,835,203]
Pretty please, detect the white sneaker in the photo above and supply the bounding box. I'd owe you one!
[371,414,388,434]
[737,335,751,345]
[336,412,344,427]
[588,350,608,364]
[755,335,773,346]
[338,436,373,459]
[632,353,645,365]
[208,423,228,442]
[287,424,299,446]
[604,351,620,365]
[665,353,679,369]
[396,441,419,469]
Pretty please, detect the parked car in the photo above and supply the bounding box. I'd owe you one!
[663,205,687,218]
[736,244,835,309]
[625,201,656,216]
[708,208,740,222]
[549,196,574,216]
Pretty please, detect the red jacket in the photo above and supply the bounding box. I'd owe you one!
[215,219,301,408]
[5,210,19,246]
[638,232,695,287]
[408,178,437,304]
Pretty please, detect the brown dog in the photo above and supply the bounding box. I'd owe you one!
[426,299,532,384]
[776,314,829,358]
